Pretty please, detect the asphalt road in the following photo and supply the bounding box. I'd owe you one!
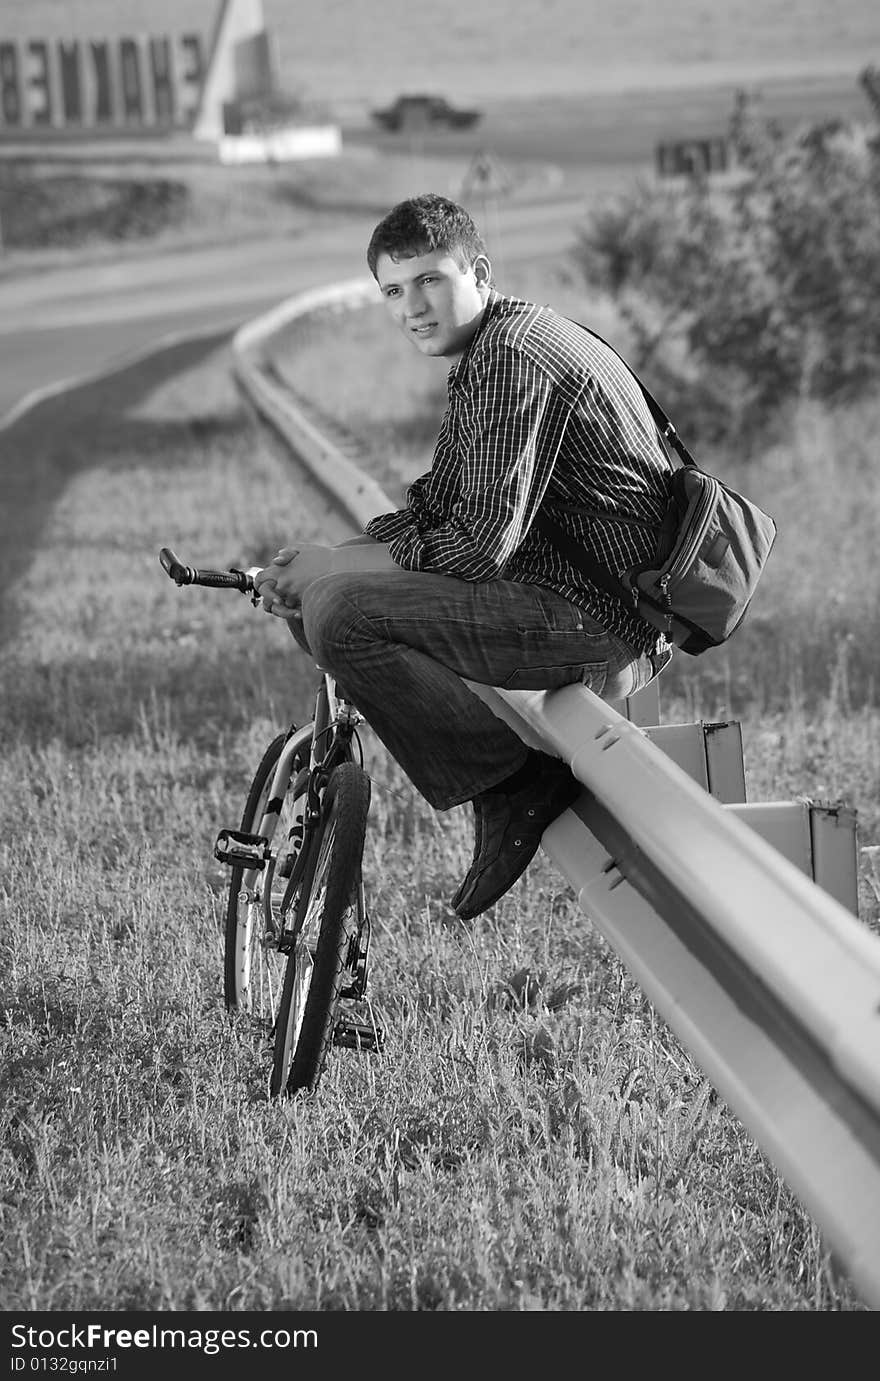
[0,192,594,424]
[0,224,371,423]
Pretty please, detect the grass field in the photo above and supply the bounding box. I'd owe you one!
[1,3,879,1312]
[0,301,877,1311]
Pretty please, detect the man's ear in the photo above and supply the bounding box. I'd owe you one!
[473,253,492,293]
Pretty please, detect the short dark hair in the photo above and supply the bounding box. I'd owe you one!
[366,194,487,278]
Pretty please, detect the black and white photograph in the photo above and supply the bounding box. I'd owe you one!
[1,0,879,1334]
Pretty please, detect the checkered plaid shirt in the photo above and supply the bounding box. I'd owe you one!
[365,291,673,656]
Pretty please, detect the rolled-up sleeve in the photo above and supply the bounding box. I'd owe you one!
[370,349,562,582]
[364,509,416,543]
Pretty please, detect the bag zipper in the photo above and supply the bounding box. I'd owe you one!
[659,474,718,597]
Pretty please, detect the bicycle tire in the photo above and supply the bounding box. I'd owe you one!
[223,727,312,1017]
[272,761,371,1097]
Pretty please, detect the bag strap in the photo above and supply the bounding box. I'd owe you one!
[533,319,693,605]
[570,319,698,469]
[535,507,636,605]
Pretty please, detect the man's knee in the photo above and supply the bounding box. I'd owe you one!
[300,573,368,662]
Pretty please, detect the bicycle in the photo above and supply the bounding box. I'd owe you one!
[159,546,384,1098]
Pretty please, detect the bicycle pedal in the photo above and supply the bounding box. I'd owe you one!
[214,829,270,870]
[333,1018,385,1052]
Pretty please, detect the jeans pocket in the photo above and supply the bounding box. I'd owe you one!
[533,589,589,634]
[579,660,609,698]
[501,654,597,691]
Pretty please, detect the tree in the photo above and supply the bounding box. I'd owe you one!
[572,79,880,446]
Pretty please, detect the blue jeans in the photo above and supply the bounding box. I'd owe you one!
[295,571,670,811]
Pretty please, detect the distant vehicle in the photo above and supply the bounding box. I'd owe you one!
[371,94,482,133]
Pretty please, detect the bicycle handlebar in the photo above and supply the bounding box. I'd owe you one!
[159,547,257,594]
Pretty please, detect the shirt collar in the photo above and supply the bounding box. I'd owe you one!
[447,289,503,393]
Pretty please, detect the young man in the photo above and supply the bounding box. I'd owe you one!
[254,194,672,920]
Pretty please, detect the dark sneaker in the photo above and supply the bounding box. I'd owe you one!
[451,754,581,920]
[451,800,485,913]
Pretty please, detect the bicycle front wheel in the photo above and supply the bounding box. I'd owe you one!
[272,760,371,1097]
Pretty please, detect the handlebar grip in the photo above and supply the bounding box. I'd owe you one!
[196,569,250,590]
[159,547,194,585]
[159,548,253,594]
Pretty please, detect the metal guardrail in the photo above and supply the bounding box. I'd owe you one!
[232,284,880,1309]
[233,278,392,529]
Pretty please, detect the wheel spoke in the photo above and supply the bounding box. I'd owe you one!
[224,728,312,1026]
[288,941,315,1054]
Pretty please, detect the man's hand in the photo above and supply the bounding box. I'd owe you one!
[254,543,333,621]
[253,536,398,621]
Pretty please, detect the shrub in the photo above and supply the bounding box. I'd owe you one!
[571,80,880,447]
[0,168,189,248]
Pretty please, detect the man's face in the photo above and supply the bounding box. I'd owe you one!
[374,248,490,362]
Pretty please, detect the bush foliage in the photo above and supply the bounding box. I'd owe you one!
[572,80,880,446]
[0,168,190,248]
